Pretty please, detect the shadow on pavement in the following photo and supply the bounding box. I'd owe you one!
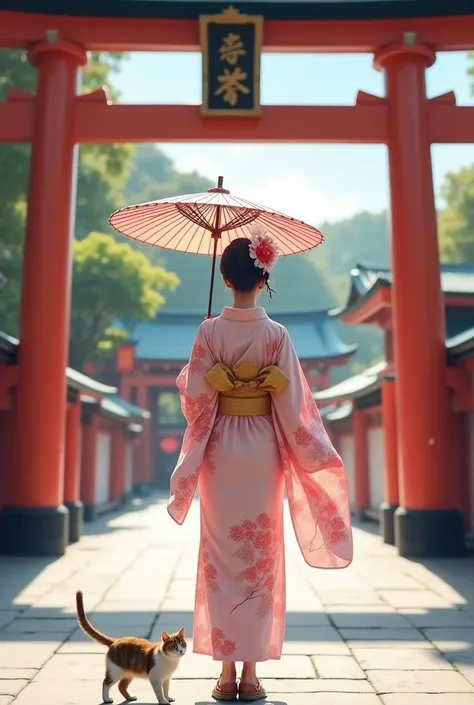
[1,496,474,687]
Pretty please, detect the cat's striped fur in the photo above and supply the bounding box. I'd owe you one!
[76,591,186,704]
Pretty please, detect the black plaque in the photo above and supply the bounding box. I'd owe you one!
[200,7,263,117]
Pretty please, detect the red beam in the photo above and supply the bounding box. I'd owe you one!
[4,93,474,146]
[428,104,474,143]
[1,11,474,53]
[74,103,388,144]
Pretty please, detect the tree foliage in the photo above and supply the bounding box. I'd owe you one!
[69,232,179,369]
[437,166,474,263]
[0,49,134,335]
[435,55,474,263]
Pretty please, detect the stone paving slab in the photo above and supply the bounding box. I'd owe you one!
[381,696,474,705]
[1,496,474,704]
[341,629,434,648]
[367,669,474,693]
[352,647,452,670]
[7,679,384,705]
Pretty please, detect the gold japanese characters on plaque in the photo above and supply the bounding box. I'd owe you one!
[199,6,263,117]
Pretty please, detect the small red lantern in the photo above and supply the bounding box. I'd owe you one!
[117,341,136,373]
[160,437,179,454]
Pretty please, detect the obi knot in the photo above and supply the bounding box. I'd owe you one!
[205,361,290,395]
[205,361,289,416]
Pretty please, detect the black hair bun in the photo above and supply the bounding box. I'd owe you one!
[220,238,274,298]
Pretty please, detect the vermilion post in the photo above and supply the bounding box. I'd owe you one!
[375,43,465,556]
[64,399,84,542]
[5,39,86,555]
[80,412,99,522]
[380,379,398,545]
[353,408,369,520]
[110,424,126,503]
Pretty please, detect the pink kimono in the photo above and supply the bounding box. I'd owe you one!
[168,306,352,662]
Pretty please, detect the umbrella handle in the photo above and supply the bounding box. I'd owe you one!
[207,235,219,318]
[207,201,223,319]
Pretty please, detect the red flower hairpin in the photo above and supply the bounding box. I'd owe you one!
[249,225,280,274]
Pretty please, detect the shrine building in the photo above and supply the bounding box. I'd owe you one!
[318,263,474,553]
[113,308,356,490]
[1,0,474,557]
[0,331,150,555]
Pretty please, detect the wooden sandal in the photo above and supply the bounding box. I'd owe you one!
[238,680,266,701]
[212,677,238,701]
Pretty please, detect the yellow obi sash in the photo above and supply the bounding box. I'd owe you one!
[205,361,290,417]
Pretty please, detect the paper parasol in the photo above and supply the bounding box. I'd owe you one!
[109,176,324,317]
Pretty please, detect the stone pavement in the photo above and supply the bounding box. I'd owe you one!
[1,495,474,705]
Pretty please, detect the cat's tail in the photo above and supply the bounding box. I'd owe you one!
[76,591,114,647]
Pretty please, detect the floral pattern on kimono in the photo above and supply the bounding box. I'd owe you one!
[169,317,352,569]
[168,307,353,662]
[168,322,218,524]
[271,327,352,569]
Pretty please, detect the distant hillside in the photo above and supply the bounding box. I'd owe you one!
[311,210,390,304]
[153,249,337,314]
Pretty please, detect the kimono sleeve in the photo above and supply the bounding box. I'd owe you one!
[167,322,218,526]
[177,322,217,430]
[271,327,342,474]
[271,327,353,569]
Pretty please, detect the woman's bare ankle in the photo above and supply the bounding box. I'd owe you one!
[241,662,258,685]
[221,661,237,683]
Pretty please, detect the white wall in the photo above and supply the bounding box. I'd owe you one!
[340,435,355,508]
[95,431,111,505]
[368,426,385,510]
[125,440,134,495]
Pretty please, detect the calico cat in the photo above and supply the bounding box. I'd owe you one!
[76,591,186,705]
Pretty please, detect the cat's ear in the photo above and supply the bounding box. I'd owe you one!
[178,627,185,637]
[161,631,171,641]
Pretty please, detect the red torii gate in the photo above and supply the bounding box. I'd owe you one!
[1,8,474,556]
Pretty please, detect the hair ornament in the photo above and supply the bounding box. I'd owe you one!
[248,224,280,274]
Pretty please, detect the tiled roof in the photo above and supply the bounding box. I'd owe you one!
[81,394,150,423]
[446,326,474,362]
[315,360,388,403]
[337,262,474,316]
[318,319,474,407]
[107,395,151,420]
[0,330,149,421]
[122,309,357,363]
[66,368,117,397]
[320,401,353,422]
[0,331,117,396]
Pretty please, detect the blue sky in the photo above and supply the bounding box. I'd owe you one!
[114,51,474,224]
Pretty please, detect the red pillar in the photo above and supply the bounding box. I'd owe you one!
[353,408,369,521]
[375,42,464,556]
[110,424,126,503]
[3,39,86,556]
[64,399,83,542]
[80,412,98,522]
[380,379,398,545]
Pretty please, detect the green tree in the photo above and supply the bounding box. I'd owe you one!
[437,165,474,263]
[436,54,474,263]
[69,232,179,369]
[312,210,390,299]
[0,49,134,335]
